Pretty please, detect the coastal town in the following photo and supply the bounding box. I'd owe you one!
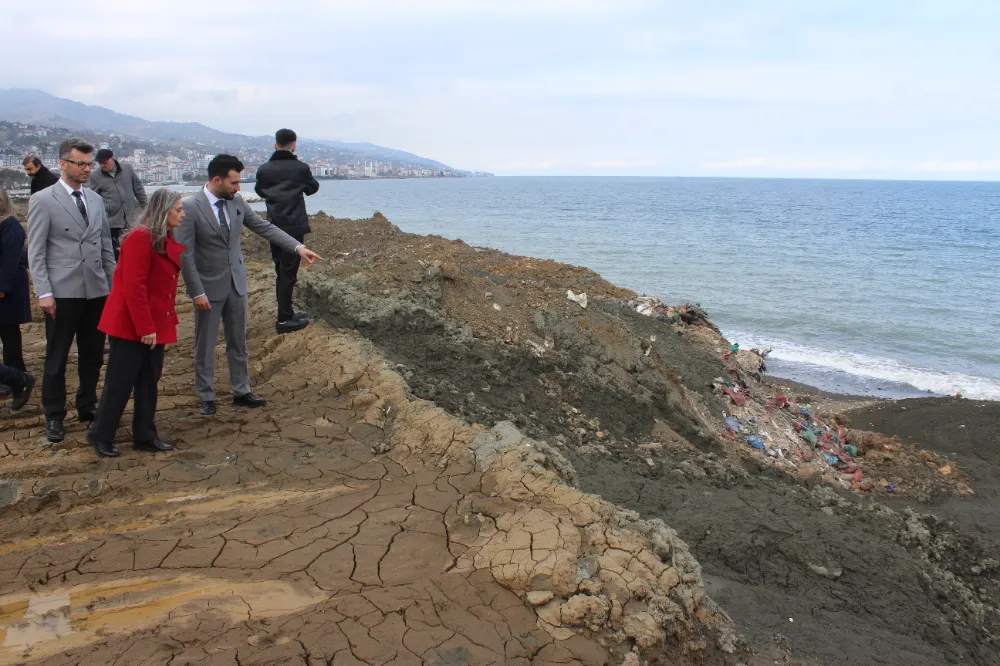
[0,121,490,186]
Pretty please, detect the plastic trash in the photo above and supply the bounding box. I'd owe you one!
[775,395,790,409]
[745,435,765,449]
[566,290,588,308]
[823,453,839,466]
[800,430,818,445]
[729,343,740,352]
[722,386,746,406]
[724,417,741,432]
[886,483,896,493]
[845,444,859,457]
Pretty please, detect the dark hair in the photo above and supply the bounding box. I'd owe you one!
[275,128,297,146]
[22,155,41,168]
[207,154,244,181]
[59,138,94,160]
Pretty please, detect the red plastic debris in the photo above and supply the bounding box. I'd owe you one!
[775,395,790,409]
[722,386,746,406]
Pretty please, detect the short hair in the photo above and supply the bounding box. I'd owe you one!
[22,155,41,168]
[59,138,94,160]
[207,154,244,181]
[275,129,297,147]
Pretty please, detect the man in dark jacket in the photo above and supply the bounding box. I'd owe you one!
[254,129,320,333]
[87,149,148,259]
[23,156,59,194]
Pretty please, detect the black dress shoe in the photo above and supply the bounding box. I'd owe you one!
[87,432,119,458]
[275,318,309,334]
[10,372,35,412]
[133,438,175,452]
[233,392,266,408]
[0,384,11,398]
[45,418,65,443]
[293,311,310,322]
[200,400,216,416]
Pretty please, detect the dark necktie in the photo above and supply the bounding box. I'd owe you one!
[215,200,230,236]
[72,190,88,222]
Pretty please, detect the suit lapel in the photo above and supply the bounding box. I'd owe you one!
[83,189,102,234]
[226,199,240,245]
[196,192,229,243]
[52,183,88,230]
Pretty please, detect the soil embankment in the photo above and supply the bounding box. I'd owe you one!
[0,206,997,665]
[251,212,998,666]
[0,207,748,665]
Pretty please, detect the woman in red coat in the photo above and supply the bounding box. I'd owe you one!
[87,189,186,458]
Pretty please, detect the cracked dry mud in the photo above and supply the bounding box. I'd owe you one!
[0,270,745,666]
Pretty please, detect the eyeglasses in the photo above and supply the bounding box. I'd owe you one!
[61,159,96,169]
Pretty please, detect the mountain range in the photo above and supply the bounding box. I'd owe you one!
[0,88,451,170]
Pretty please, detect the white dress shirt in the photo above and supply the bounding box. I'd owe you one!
[61,178,88,216]
[203,186,227,226]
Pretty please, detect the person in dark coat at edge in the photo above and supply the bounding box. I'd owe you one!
[254,129,319,334]
[86,188,185,458]
[0,186,36,410]
[23,156,59,194]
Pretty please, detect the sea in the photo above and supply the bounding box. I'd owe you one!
[173,177,1000,400]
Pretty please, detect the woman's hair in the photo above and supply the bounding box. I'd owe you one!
[0,186,12,220]
[129,188,182,255]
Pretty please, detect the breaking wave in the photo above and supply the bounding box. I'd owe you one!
[725,332,1000,402]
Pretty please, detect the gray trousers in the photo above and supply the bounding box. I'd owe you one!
[193,281,251,401]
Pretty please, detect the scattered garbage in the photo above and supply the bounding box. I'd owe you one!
[631,296,717,330]
[746,435,765,450]
[566,290,588,308]
[724,417,741,432]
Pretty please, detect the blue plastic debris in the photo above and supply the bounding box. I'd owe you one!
[745,435,765,449]
[823,453,839,466]
[724,417,741,432]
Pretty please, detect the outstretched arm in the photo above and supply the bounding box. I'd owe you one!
[242,200,324,266]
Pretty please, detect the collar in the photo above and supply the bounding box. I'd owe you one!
[101,160,120,177]
[165,233,186,267]
[270,150,297,161]
[60,178,83,195]
[203,185,221,208]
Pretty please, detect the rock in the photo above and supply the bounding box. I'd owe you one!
[560,594,611,628]
[622,611,664,649]
[527,590,554,606]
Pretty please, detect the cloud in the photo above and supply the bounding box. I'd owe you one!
[4,1,1000,177]
[588,160,659,168]
[502,159,562,170]
[914,160,1000,173]
[701,157,870,170]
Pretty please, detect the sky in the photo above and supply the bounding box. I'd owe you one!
[5,0,1000,178]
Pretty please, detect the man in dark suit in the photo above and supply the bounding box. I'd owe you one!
[23,156,60,194]
[174,155,322,416]
[26,139,116,443]
[254,129,320,333]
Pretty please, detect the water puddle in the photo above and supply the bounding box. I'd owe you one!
[0,575,329,661]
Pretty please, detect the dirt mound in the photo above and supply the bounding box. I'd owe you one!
[0,269,747,664]
[236,213,1000,665]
